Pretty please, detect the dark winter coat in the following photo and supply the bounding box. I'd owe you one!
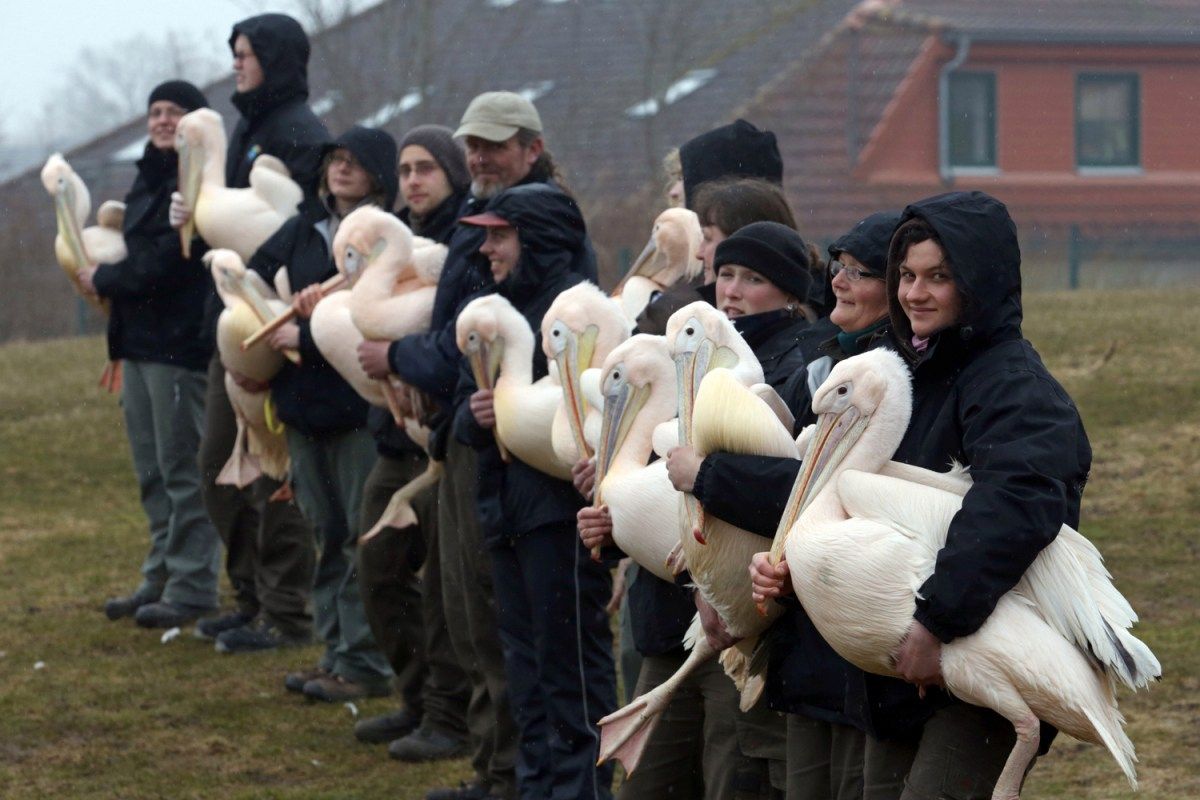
[369,188,468,459]
[92,144,212,371]
[888,191,1092,644]
[387,177,598,408]
[450,184,590,547]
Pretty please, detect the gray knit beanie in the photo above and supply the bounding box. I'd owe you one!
[399,125,470,193]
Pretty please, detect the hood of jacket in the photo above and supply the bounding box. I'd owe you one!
[829,210,902,278]
[487,183,587,311]
[888,191,1022,354]
[229,14,310,121]
[324,125,399,209]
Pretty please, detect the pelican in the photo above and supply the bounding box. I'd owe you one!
[768,349,1159,798]
[206,249,291,486]
[596,367,794,774]
[591,334,686,581]
[40,153,127,312]
[540,282,631,467]
[456,294,572,480]
[613,208,701,324]
[175,108,301,260]
[335,206,450,540]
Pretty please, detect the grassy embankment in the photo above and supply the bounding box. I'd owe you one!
[0,289,1197,798]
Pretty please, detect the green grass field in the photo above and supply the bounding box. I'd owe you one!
[1,289,1197,798]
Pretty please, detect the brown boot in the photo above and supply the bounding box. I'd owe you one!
[285,665,330,694]
[302,674,392,703]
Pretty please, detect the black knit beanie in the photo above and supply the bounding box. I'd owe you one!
[713,221,812,302]
[147,80,209,112]
[399,125,470,194]
[679,119,783,210]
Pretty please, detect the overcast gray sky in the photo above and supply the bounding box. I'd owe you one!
[0,1,375,144]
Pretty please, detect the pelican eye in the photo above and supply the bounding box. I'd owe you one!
[836,385,848,396]
[685,327,694,336]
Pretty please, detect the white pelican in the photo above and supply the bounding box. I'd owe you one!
[591,334,686,582]
[206,249,291,486]
[540,282,631,467]
[175,108,301,260]
[768,348,1159,798]
[456,294,572,480]
[613,208,702,324]
[335,206,450,540]
[596,367,794,774]
[40,153,127,312]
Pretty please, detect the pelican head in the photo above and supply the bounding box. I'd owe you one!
[41,153,90,268]
[665,301,760,445]
[617,208,703,293]
[593,335,676,502]
[770,349,913,556]
[456,294,528,391]
[205,248,249,305]
[334,205,414,286]
[175,109,224,210]
[542,283,632,456]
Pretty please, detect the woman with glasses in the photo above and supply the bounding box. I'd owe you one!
[240,126,399,701]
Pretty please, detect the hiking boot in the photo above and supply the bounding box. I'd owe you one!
[215,620,310,654]
[194,609,256,641]
[425,781,502,800]
[134,601,214,629]
[353,708,421,744]
[388,725,469,762]
[285,666,330,694]
[303,674,393,703]
[103,588,159,621]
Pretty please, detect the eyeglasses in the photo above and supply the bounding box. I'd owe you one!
[829,260,882,282]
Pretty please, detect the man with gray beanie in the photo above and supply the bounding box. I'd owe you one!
[352,125,472,759]
[78,81,221,628]
[356,92,596,800]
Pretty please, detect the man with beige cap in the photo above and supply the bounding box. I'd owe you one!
[357,91,596,800]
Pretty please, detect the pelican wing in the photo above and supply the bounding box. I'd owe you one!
[692,370,797,459]
[249,158,303,216]
[750,383,794,434]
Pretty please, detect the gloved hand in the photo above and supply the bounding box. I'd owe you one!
[168,191,191,230]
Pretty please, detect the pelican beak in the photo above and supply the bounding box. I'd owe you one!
[594,379,649,506]
[467,337,504,391]
[554,324,599,460]
[54,185,88,270]
[673,338,739,446]
[767,406,870,560]
[178,140,203,257]
[614,236,659,296]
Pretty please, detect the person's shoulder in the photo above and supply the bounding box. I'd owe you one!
[960,337,1076,407]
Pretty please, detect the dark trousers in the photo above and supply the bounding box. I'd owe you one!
[616,650,741,800]
[197,356,313,636]
[358,450,469,736]
[899,703,1028,800]
[785,714,916,800]
[439,438,518,798]
[489,523,617,800]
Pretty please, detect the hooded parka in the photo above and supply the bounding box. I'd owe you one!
[247,126,398,437]
[93,143,212,370]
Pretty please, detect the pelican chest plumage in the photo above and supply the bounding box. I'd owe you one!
[175,108,301,260]
[769,348,1159,798]
[206,249,291,486]
[40,153,127,312]
[456,293,573,480]
[540,282,631,467]
[613,208,702,324]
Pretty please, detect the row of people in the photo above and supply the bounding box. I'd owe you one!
[76,11,1103,800]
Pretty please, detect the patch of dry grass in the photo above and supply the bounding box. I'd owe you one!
[0,290,1196,797]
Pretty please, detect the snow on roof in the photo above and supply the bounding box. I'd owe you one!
[517,80,556,103]
[359,90,423,127]
[626,68,718,119]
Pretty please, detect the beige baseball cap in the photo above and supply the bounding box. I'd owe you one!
[454,91,543,142]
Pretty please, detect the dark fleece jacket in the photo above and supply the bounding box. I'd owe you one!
[451,184,589,546]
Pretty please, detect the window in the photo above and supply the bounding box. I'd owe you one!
[948,72,996,169]
[1076,74,1139,168]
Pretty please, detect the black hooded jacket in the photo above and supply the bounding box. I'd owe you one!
[247,126,399,438]
[889,191,1092,643]
[387,173,597,408]
[450,184,590,546]
[92,144,212,370]
[369,187,469,459]
[226,14,329,206]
